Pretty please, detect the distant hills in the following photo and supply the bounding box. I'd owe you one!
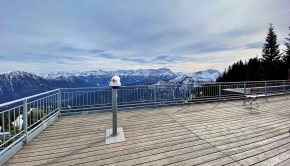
[0,68,220,104]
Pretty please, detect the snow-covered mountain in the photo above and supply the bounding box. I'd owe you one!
[0,71,50,103]
[0,71,93,104]
[42,68,176,79]
[156,69,221,85]
[0,68,220,104]
[40,68,177,87]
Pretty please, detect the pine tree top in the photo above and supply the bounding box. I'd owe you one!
[283,26,290,67]
[262,23,281,62]
[285,26,290,49]
[287,26,290,42]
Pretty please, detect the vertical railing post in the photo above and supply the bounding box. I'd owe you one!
[189,85,192,104]
[283,80,286,93]
[57,89,61,111]
[57,89,61,116]
[1,113,5,144]
[154,86,157,108]
[23,98,28,144]
[244,82,247,95]
[265,81,267,96]
[112,88,118,136]
[219,83,222,101]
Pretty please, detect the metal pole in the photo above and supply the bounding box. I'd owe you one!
[23,98,28,144]
[112,88,118,136]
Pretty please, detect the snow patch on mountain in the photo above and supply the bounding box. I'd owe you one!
[156,69,221,85]
[40,67,176,79]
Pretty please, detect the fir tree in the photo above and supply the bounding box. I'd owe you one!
[262,23,281,63]
[217,24,289,82]
[246,57,264,81]
[283,26,290,68]
[262,23,281,80]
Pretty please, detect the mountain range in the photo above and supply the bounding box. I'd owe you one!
[0,68,220,104]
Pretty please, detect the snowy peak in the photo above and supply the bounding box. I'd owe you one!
[40,71,76,79]
[0,71,50,103]
[1,70,42,80]
[0,71,46,86]
[40,68,176,79]
[157,69,221,85]
[188,69,221,81]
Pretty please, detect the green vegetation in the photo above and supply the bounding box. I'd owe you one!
[284,27,290,69]
[218,24,290,82]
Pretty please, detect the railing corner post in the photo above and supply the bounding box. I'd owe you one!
[57,89,61,114]
[23,98,28,144]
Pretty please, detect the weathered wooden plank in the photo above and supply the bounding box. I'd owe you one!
[254,150,290,166]
[275,157,290,166]
[4,95,290,166]
[232,142,290,165]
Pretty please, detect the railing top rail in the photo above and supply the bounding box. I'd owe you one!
[216,79,290,84]
[60,87,110,90]
[57,79,290,90]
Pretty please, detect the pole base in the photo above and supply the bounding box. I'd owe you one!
[105,127,125,144]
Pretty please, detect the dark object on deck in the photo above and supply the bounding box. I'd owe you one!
[251,87,259,94]
[288,69,290,80]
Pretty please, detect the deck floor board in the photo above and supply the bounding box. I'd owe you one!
[4,95,290,166]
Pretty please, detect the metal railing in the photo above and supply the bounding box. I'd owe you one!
[0,89,61,164]
[1,79,290,164]
[59,80,290,114]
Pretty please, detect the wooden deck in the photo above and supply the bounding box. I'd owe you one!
[4,95,290,166]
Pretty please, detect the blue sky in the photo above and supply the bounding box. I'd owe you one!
[0,0,290,73]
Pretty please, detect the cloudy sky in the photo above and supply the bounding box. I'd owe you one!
[0,0,290,73]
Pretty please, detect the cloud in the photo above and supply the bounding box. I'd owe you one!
[0,0,289,73]
[175,41,237,54]
[243,42,263,49]
[41,42,84,53]
[155,55,170,59]
[222,28,260,38]
[89,49,106,54]
[120,57,149,63]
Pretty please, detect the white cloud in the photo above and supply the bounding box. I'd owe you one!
[0,0,289,73]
